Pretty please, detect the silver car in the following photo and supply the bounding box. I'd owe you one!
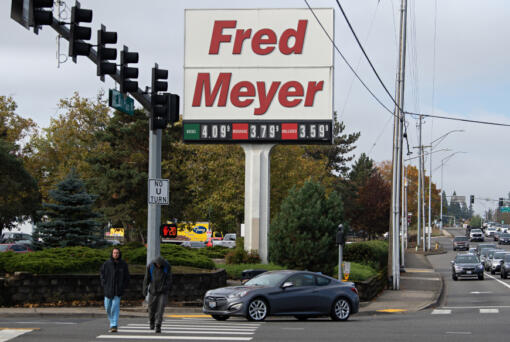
[489,251,508,274]
[203,270,359,321]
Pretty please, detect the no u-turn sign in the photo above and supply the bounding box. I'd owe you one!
[148,179,169,205]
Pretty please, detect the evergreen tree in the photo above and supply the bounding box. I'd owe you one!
[33,170,103,248]
[269,180,344,275]
[441,191,448,217]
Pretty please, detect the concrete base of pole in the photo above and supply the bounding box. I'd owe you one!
[241,144,274,264]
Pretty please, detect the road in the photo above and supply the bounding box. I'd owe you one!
[2,227,510,341]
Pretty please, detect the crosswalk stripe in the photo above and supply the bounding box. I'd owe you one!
[126,324,257,330]
[480,309,499,314]
[0,329,34,342]
[96,335,252,341]
[431,309,451,315]
[118,329,253,335]
[122,327,256,332]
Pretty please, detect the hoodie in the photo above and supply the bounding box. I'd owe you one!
[143,256,172,296]
[100,249,130,299]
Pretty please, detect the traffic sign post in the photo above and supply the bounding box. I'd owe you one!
[109,89,134,115]
[148,178,169,205]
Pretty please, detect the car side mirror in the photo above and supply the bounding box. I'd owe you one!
[450,260,455,265]
[281,282,294,289]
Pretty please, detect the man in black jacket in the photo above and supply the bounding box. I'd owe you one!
[100,248,130,333]
[143,256,172,333]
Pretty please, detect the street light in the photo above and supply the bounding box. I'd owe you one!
[427,130,465,249]
[439,151,467,230]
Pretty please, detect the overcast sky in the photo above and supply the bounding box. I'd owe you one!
[2,0,510,220]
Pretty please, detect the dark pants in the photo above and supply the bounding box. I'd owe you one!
[148,294,168,326]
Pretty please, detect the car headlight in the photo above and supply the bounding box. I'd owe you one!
[455,266,463,272]
[477,265,483,269]
[228,290,249,299]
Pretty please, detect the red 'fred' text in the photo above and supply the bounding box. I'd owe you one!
[209,20,308,55]
[192,73,324,115]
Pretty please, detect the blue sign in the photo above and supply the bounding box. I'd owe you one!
[193,226,207,234]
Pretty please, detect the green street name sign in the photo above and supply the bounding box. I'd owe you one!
[500,207,510,213]
[109,89,134,115]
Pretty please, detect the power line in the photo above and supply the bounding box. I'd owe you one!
[334,0,401,113]
[406,111,510,127]
[303,0,396,117]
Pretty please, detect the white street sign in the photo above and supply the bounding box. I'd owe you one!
[148,179,169,205]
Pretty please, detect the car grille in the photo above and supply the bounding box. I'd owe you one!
[204,296,228,310]
[463,267,475,272]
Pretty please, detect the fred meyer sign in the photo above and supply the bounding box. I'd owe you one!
[184,9,333,144]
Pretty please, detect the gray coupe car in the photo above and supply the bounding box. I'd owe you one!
[203,270,359,321]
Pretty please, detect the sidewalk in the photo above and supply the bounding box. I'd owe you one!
[0,247,446,318]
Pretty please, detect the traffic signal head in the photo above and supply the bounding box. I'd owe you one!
[150,93,180,130]
[160,223,177,239]
[97,25,117,81]
[470,195,474,204]
[152,65,168,94]
[69,2,93,62]
[120,46,139,93]
[500,198,504,207]
[336,224,345,246]
[11,0,54,34]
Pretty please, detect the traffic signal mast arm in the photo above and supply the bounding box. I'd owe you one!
[49,17,152,111]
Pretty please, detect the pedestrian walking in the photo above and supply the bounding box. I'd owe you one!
[143,256,172,333]
[100,247,130,333]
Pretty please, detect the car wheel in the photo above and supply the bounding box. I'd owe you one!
[331,297,351,321]
[211,315,230,321]
[247,298,268,321]
[478,274,484,280]
[503,271,507,279]
[294,315,309,321]
[452,274,458,281]
[453,247,456,251]
[491,269,496,275]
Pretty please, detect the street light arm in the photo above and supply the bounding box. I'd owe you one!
[431,129,465,147]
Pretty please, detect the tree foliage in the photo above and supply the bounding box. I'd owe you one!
[269,180,345,275]
[33,170,103,248]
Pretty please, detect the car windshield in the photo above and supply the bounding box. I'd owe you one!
[244,272,290,287]
[454,237,468,241]
[471,229,482,233]
[494,252,507,259]
[501,234,510,238]
[488,250,499,258]
[504,255,510,262]
[456,255,479,263]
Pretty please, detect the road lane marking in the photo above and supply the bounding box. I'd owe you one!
[432,309,451,315]
[442,305,510,309]
[0,329,34,342]
[117,329,253,335]
[281,328,305,330]
[480,309,499,314]
[376,309,408,313]
[446,332,472,335]
[470,291,492,294]
[166,315,211,318]
[404,268,434,273]
[122,327,257,332]
[96,335,252,340]
[484,272,510,289]
[399,276,441,281]
[127,324,259,329]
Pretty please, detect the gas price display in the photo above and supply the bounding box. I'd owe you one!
[183,121,332,144]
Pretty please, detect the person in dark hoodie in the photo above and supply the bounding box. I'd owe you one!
[100,247,130,333]
[143,256,172,333]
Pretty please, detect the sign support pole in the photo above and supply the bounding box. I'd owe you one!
[147,128,162,266]
[241,144,274,264]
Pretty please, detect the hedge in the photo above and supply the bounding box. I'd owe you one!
[0,244,214,274]
[343,240,388,270]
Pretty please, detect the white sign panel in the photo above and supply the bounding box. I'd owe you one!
[148,179,169,205]
[183,8,334,144]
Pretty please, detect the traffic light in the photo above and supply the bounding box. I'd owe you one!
[160,223,177,239]
[69,2,93,62]
[120,45,139,93]
[470,195,474,204]
[336,224,345,246]
[150,64,169,130]
[97,25,117,81]
[168,93,180,124]
[11,0,54,34]
[500,198,504,207]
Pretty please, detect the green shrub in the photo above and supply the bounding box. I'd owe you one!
[225,249,260,264]
[0,244,215,274]
[343,240,388,270]
[197,246,230,259]
[333,262,378,282]
[216,263,285,279]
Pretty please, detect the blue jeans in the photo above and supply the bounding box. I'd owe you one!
[104,296,121,328]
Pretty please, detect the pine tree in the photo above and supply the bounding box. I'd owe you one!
[33,169,103,248]
[269,180,344,275]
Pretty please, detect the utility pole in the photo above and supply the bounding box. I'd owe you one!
[389,0,408,290]
[417,115,422,249]
[440,159,444,230]
[428,146,432,250]
[421,138,426,252]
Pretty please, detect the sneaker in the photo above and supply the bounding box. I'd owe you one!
[150,322,155,330]
[109,326,117,333]
[155,326,161,333]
